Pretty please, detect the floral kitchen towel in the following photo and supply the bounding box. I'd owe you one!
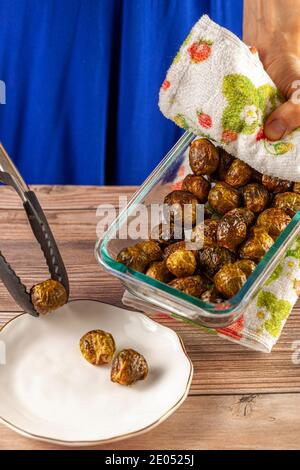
[159,15,300,182]
[123,235,300,353]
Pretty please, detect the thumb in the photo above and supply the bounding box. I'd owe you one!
[264,99,300,141]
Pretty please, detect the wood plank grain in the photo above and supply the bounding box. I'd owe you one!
[1,185,300,449]
[1,267,300,394]
[0,185,136,210]
[0,209,109,241]
[0,202,300,395]
[1,393,300,450]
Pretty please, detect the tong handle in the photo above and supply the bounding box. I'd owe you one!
[0,252,38,316]
[23,191,69,297]
[0,143,69,315]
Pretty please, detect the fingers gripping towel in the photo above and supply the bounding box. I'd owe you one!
[159,15,300,182]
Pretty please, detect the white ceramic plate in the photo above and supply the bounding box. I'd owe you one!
[0,300,192,446]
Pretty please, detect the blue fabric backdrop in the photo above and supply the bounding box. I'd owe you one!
[0,0,243,185]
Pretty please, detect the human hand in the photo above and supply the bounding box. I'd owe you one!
[243,0,300,141]
[261,52,300,141]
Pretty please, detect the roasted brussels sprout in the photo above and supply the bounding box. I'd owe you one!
[204,207,213,219]
[30,279,67,315]
[256,208,291,239]
[217,208,255,251]
[111,349,148,386]
[191,219,219,248]
[234,259,256,278]
[117,240,163,273]
[262,175,292,193]
[136,240,163,262]
[273,192,300,217]
[293,182,300,194]
[150,222,182,245]
[210,148,234,181]
[164,241,189,258]
[115,135,300,301]
[166,249,197,277]
[117,245,149,272]
[169,274,208,298]
[164,190,200,226]
[80,330,116,365]
[182,174,211,202]
[239,226,274,262]
[208,182,241,215]
[214,263,247,298]
[225,159,253,188]
[146,260,173,283]
[198,246,235,278]
[200,286,225,304]
[189,138,219,175]
[251,168,263,184]
[242,183,269,213]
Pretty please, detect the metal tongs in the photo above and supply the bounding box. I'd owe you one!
[0,143,69,316]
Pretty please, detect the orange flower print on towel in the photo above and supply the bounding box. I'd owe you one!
[161,80,171,91]
[217,314,245,340]
[197,110,212,129]
[221,129,238,143]
[188,39,213,63]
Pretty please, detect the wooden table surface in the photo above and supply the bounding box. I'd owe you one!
[0,185,300,450]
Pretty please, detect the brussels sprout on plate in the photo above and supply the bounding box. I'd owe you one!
[111,349,148,386]
[80,330,116,366]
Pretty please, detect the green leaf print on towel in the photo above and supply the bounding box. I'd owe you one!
[263,140,294,155]
[222,74,282,137]
[174,114,190,130]
[257,84,282,120]
[285,236,300,260]
[257,291,291,337]
[265,263,283,286]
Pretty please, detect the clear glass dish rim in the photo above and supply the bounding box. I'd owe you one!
[95,131,300,318]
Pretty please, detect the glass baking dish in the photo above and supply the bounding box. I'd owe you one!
[95,131,300,328]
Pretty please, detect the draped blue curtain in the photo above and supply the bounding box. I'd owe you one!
[0,0,243,185]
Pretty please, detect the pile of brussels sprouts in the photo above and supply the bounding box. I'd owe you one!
[117,138,300,302]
